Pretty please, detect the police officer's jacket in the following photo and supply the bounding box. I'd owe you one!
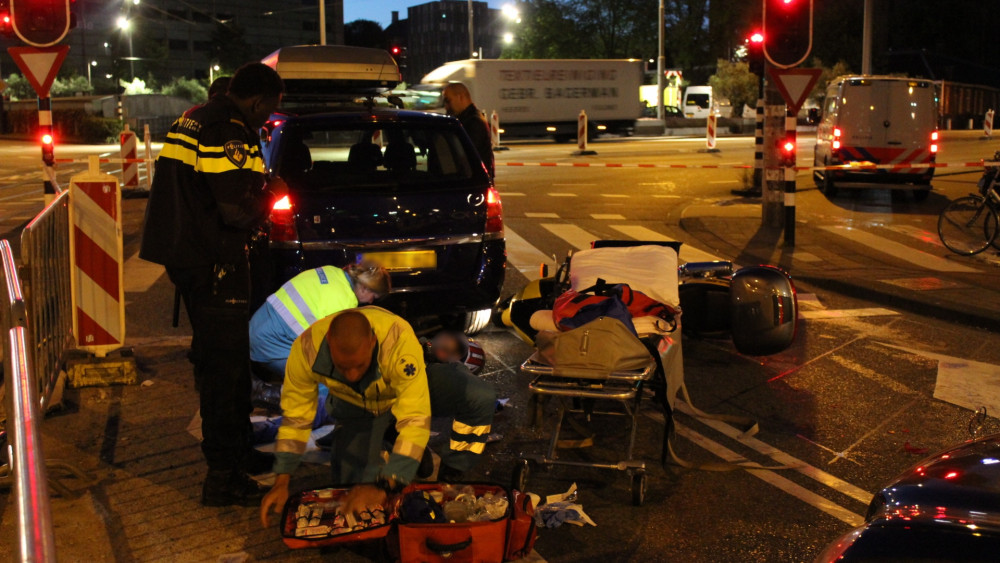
[273,307,431,481]
[139,96,272,268]
[249,266,358,363]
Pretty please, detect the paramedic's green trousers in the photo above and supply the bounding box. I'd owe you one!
[327,362,496,484]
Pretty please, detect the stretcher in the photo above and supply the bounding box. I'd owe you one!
[506,240,797,505]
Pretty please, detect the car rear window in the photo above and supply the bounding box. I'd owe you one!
[278,122,476,189]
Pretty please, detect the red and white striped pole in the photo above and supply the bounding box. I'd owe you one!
[372,128,384,148]
[68,155,126,358]
[984,109,994,139]
[574,110,596,155]
[706,113,720,152]
[490,110,508,152]
[143,124,154,190]
[39,96,60,203]
[120,124,139,191]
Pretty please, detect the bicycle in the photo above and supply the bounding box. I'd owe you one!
[937,155,1000,255]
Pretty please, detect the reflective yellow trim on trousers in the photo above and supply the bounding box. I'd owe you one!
[452,421,491,436]
[392,438,426,461]
[449,439,486,454]
[276,438,307,455]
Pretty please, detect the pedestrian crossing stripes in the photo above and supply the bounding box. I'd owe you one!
[820,225,979,273]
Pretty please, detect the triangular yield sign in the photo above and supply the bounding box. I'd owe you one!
[8,46,70,98]
[768,68,823,115]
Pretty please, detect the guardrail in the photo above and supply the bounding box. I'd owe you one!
[1,238,58,561]
[20,191,74,412]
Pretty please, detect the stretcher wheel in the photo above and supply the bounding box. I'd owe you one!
[631,471,647,506]
[512,459,530,492]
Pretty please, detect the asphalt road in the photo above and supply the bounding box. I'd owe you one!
[1,132,999,562]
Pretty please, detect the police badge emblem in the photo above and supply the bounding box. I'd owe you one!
[223,140,247,167]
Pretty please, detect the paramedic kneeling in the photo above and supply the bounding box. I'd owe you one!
[260,307,496,525]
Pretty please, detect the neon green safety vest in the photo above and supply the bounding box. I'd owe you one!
[266,266,358,333]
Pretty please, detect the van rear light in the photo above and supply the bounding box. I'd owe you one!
[269,194,299,242]
[832,127,842,150]
[930,130,939,154]
[485,187,503,236]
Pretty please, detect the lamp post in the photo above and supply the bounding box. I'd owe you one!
[209,64,220,84]
[117,15,134,81]
[86,60,97,86]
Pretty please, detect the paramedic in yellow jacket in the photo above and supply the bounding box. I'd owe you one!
[260,307,496,522]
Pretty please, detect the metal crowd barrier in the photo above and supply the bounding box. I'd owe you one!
[20,191,74,411]
[1,238,58,561]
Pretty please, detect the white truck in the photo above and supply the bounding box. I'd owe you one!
[411,58,644,142]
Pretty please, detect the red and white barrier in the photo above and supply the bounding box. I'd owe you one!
[490,110,500,149]
[985,109,994,138]
[143,124,154,189]
[372,128,384,148]
[68,156,125,358]
[120,124,138,190]
[577,110,588,152]
[706,114,718,151]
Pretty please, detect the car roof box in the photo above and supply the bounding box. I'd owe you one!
[262,45,401,98]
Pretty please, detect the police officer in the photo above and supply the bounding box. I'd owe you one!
[442,82,494,178]
[140,62,284,506]
[259,308,496,525]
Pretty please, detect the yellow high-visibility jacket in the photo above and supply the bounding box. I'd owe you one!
[273,307,430,481]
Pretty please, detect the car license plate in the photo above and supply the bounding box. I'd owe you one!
[362,250,437,271]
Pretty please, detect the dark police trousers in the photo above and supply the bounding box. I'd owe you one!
[326,362,497,484]
[167,259,252,472]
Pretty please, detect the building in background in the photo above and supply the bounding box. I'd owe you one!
[1,0,344,89]
[404,1,500,83]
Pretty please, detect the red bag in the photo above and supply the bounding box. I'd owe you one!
[280,487,395,549]
[504,490,537,561]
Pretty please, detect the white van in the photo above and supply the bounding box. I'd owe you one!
[682,86,713,119]
[813,76,939,200]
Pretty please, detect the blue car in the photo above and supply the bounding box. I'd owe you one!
[250,107,505,334]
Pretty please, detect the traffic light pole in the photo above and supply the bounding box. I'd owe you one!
[761,79,785,229]
[783,108,796,246]
[38,95,58,201]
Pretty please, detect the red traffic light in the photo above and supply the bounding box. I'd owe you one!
[390,46,401,55]
[763,0,813,68]
[749,31,764,44]
[10,0,71,47]
[41,133,53,145]
[781,140,795,154]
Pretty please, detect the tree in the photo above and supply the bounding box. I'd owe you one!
[708,59,757,117]
[345,19,386,48]
[572,0,657,59]
[807,58,852,105]
[501,0,587,59]
[210,22,253,71]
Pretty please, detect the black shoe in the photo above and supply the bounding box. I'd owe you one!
[417,448,435,479]
[243,448,275,475]
[251,378,283,412]
[437,464,464,483]
[201,469,267,507]
[315,429,335,450]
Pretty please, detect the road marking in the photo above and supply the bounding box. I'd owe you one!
[674,423,866,526]
[880,344,1000,416]
[640,182,676,188]
[883,224,944,248]
[124,251,165,292]
[652,194,681,198]
[601,194,630,198]
[708,180,739,184]
[503,227,552,281]
[547,192,577,197]
[552,183,595,187]
[525,212,560,218]
[591,213,626,220]
[820,225,979,273]
[500,192,526,197]
[608,224,721,263]
[541,223,597,250]
[670,403,874,504]
[799,308,899,320]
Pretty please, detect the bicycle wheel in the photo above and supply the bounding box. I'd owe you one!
[938,196,999,255]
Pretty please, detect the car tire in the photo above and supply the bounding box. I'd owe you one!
[462,308,492,335]
[820,158,838,197]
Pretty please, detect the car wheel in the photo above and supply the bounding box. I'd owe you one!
[462,308,492,335]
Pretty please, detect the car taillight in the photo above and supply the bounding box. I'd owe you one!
[832,127,842,150]
[930,130,939,153]
[485,186,503,236]
[269,194,299,242]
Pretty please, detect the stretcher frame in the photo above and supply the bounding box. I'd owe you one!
[514,356,659,506]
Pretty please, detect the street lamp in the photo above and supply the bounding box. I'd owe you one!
[209,64,220,84]
[117,15,134,81]
[86,60,97,86]
[502,32,514,45]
